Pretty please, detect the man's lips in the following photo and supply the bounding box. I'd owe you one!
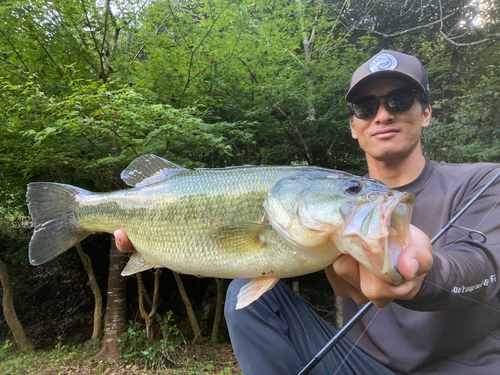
[372,128,399,139]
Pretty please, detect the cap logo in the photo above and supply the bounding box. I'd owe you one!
[370,54,398,72]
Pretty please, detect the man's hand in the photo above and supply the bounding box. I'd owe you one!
[325,225,433,308]
[114,229,135,253]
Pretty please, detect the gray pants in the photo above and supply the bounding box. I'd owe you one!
[225,279,400,375]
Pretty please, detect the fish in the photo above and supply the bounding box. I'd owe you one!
[26,154,415,309]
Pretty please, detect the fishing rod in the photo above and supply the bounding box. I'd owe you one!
[298,171,500,375]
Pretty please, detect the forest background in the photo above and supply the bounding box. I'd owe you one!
[0,0,499,373]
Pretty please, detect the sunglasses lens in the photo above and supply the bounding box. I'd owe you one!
[387,91,416,112]
[350,89,418,119]
[352,98,379,120]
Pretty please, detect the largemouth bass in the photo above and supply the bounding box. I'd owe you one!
[27,154,415,308]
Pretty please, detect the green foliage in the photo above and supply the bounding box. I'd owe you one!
[0,340,101,374]
[0,341,24,375]
[421,43,500,163]
[181,362,240,375]
[119,314,183,368]
[183,362,240,375]
[118,317,243,374]
[0,78,255,223]
[119,321,155,365]
[52,340,80,366]
[0,340,15,360]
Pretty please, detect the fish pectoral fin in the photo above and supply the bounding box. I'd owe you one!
[121,252,159,276]
[236,276,280,309]
[120,154,188,187]
[213,223,271,254]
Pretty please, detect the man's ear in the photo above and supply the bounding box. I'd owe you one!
[350,118,358,139]
[422,105,432,128]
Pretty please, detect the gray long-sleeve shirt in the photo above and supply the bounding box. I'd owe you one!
[344,159,500,374]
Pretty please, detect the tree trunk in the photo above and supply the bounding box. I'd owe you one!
[0,257,33,352]
[334,295,343,330]
[210,278,225,344]
[75,242,103,340]
[140,278,166,339]
[297,0,317,125]
[172,271,202,344]
[137,269,162,344]
[93,237,128,362]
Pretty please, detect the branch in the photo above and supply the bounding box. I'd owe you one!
[321,1,380,57]
[129,21,165,66]
[28,26,64,77]
[99,0,111,83]
[367,11,457,38]
[436,1,496,47]
[47,7,100,72]
[273,104,312,164]
[439,31,498,47]
[319,0,347,54]
[116,0,150,28]
[0,63,29,81]
[0,28,30,73]
[236,57,259,84]
[320,134,338,163]
[80,0,106,81]
[178,0,237,105]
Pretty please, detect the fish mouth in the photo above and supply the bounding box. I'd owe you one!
[341,191,415,285]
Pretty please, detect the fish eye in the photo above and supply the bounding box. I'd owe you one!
[344,180,363,194]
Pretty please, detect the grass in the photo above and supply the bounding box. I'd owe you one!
[0,340,242,375]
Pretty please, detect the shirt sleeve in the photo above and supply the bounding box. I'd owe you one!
[397,166,500,311]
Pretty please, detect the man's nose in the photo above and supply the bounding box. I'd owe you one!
[373,99,395,123]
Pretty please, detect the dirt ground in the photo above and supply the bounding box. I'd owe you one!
[31,344,241,375]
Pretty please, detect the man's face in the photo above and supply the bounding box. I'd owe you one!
[349,79,432,162]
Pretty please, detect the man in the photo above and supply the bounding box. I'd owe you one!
[116,50,500,374]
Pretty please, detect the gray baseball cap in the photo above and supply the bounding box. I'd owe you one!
[346,50,429,102]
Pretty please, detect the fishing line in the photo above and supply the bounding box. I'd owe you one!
[470,188,500,230]
[419,277,500,313]
[332,308,381,375]
[418,193,500,311]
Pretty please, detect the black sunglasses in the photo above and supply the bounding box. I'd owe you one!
[347,88,419,120]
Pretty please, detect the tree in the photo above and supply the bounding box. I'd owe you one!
[172,272,202,344]
[0,257,33,352]
[137,269,162,344]
[75,243,103,340]
[93,239,128,361]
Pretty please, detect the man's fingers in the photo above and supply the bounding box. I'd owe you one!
[326,226,433,308]
[397,225,433,281]
[331,255,370,304]
[114,229,135,253]
[358,264,402,307]
[333,255,361,290]
[325,265,369,304]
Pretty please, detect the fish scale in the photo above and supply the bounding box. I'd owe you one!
[27,154,414,308]
[68,166,322,279]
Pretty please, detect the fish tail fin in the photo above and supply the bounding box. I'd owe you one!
[27,182,90,266]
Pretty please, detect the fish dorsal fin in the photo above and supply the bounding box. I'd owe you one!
[212,223,271,254]
[236,276,280,309]
[121,252,159,276]
[121,154,188,187]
